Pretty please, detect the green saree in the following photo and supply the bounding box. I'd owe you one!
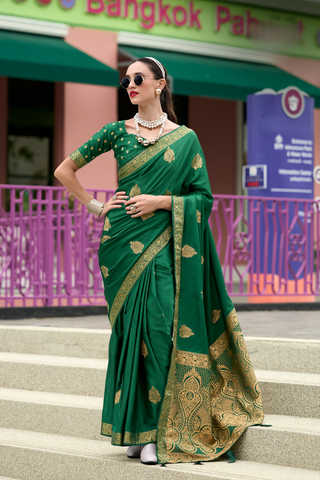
[70,120,264,464]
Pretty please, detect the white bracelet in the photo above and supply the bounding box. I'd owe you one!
[87,198,104,216]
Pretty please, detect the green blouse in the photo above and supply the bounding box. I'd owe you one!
[69,120,145,170]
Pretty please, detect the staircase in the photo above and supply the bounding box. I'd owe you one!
[0,325,319,480]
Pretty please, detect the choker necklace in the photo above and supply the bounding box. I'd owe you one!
[134,112,168,147]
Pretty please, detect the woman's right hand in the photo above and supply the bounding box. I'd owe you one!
[100,191,128,216]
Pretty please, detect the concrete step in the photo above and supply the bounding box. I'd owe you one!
[0,387,106,441]
[246,336,320,374]
[0,428,319,480]
[256,369,320,418]
[0,326,111,359]
[233,414,320,471]
[1,352,319,417]
[1,326,319,375]
[0,352,106,397]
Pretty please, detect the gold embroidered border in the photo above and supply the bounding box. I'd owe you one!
[70,149,87,169]
[109,225,173,326]
[101,422,157,445]
[118,126,191,181]
[157,196,184,462]
[176,350,210,369]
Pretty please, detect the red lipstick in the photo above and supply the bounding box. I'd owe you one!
[130,92,138,97]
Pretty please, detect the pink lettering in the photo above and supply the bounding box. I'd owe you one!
[189,1,201,29]
[158,0,171,25]
[231,15,244,35]
[87,0,104,14]
[107,0,121,16]
[124,0,138,19]
[216,6,230,31]
[141,1,155,29]
[246,10,259,37]
[172,6,187,27]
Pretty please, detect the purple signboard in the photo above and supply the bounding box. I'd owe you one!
[246,87,314,281]
[247,87,314,199]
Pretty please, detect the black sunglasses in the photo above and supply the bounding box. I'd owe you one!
[120,74,154,89]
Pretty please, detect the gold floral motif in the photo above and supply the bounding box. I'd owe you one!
[179,325,194,338]
[211,309,221,324]
[101,423,157,444]
[70,150,87,169]
[130,241,144,254]
[101,235,111,244]
[164,147,175,163]
[104,216,111,231]
[141,339,148,358]
[114,390,121,404]
[191,153,203,170]
[201,256,204,264]
[181,245,197,258]
[118,126,191,180]
[141,212,155,221]
[149,386,161,404]
[129,184,141,198]
[164,189,172,196]
[101,266,109,278]
[109,226,173,326]
[196,210,201,223]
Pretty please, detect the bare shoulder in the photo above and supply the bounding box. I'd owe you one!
[163,119,181,134]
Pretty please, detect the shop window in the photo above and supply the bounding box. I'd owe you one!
[7,78,54,186]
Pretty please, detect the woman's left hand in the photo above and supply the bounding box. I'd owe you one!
[124,194,160,218]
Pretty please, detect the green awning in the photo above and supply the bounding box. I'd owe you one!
[120,46,320,107]
[0,30,119,86]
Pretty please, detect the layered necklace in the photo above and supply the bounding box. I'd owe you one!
[134,112,167,147]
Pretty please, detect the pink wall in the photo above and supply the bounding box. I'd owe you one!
[0,77,8,185]
[189,96,237,194]
[56,28,118,191]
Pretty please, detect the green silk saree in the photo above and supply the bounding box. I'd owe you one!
[70,120,264,465]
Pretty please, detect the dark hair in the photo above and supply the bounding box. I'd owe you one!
[129,57,177,123]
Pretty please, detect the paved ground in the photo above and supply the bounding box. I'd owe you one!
[0,310,319,339]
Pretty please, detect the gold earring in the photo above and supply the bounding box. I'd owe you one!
[156,88,161,95]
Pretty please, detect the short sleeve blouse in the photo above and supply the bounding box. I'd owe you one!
[69,120,141,169]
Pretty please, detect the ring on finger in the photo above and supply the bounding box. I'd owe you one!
[130,204,137,212]
[112,194,117,200]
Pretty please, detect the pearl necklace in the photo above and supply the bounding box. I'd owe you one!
[134,112,168,147]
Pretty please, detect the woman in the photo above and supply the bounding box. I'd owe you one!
[54,57,264,466]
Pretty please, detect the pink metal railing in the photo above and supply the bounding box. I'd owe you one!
[0,185,319,307]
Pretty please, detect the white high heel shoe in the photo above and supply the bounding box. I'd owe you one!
[140,443,158,465]
[126,445,141,458]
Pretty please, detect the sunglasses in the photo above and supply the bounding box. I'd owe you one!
[120,74,154,89]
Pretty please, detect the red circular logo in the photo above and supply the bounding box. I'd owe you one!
[281,86,305,119]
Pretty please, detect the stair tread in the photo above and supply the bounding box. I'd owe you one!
[255,369,320,385]
[0,387,103,408]
[0,325,111,334]
[0,351,107,368]
[0,428,319,480]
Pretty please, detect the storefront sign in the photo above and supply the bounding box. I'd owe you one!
[3,0,320,59]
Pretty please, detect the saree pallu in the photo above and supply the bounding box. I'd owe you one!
[97,125,264,464]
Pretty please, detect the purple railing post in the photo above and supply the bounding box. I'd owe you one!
[45,188,54,306]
